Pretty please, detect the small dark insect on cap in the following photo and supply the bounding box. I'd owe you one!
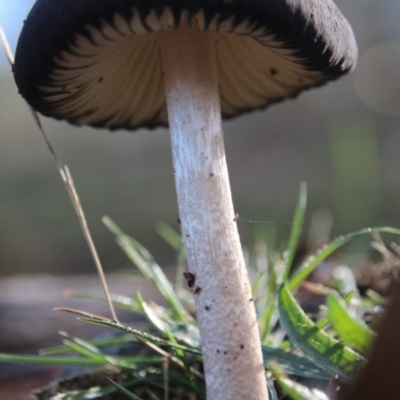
[13,0,357,131]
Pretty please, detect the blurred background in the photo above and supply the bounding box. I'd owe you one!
[1,0,399,276]
[0,0,400,395]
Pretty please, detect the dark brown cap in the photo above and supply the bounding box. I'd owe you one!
[13,0,357,130]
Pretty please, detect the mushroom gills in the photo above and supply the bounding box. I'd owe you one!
[36,8,326,130]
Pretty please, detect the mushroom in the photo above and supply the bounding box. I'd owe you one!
[13,1,357,399]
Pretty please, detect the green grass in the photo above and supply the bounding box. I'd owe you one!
[1,187,399,399]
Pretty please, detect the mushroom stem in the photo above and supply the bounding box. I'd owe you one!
[160,22,268,400]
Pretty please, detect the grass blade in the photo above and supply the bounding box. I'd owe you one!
[41,334,135,356]
[103,217,189,322]
[135,292,200,348]
[316,290,355,330]
[155,222,183,252]
[59,331,145,371]
[259,257,280,341]
[0,353,162,367]
[0,353,105,367]
[106,377,144,400]
[288,227,400,291]
[269,361,328,400]
[326,293,376,355]
[49,378,142,400]
[283,182,307,282]
[266,375,279,400]
[79,318,202,356]
[146,391,161,400]
[65,290,139,311]
[156,222,187,291]
[262,345,331,380]
[278,284,365,381]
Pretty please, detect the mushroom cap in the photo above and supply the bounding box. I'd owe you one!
[13,0,357,130]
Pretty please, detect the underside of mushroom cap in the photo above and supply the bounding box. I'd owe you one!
[13,0,357,131]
